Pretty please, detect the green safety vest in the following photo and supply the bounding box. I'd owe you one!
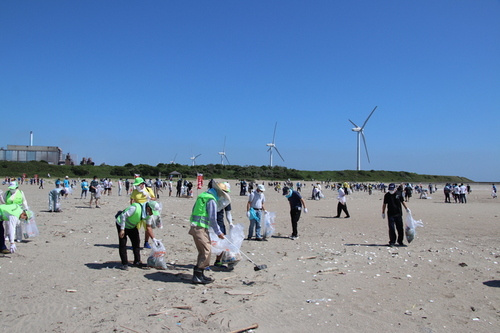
[0,204,23,221]
[5,190,23,206]
[121,203,143,229]
[190,192,216,229]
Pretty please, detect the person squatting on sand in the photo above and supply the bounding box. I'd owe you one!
[1,181,29,241]
[282,186,307,240]
[0,204,29,253]
[334,185,350,218]
[48,183,65,212]
[115,201,159,270]
[382,183,410,247]
[189,182,227,284]
[247,184,266,241]
[129,177,157,249]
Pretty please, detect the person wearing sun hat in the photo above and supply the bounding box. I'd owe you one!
[209,180,233,269]
[0,204,30,253]
[1,181,29,242]
[189,181,226,284]
[129,177,157,249]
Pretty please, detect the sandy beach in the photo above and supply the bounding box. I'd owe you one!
[1,180,499,333]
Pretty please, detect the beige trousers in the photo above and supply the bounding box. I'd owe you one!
[188,225,211,269]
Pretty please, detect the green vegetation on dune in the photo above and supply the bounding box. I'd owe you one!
[0,160,472,183]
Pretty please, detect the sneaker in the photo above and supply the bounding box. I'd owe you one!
[289,235,299,240]
[96,205,101,208]
[144,242,151,249]
[333,216,340,218]
[398,243,407,247]
[255,238,263,241]
[387,243,395,247]
[246,237,252,241]
[1,249,10,254]
[119,264,129,271]
[344,216,350,219]
[214,262,228,269]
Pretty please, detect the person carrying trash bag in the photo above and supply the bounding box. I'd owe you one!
[115,201,159,270]
[1,181,30,242]
[246,184,266,241]
[208,180,233,269]
[382,183,410,247]
[0,204,30,253]
[189,182,226,284]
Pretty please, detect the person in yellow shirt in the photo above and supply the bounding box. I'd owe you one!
[129,177,157,248]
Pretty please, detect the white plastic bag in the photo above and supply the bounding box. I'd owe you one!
[405,212,423,243]
[261,211,276,238]
[147,239,167,269]
[22,211,39,238]
[210,223,245,256]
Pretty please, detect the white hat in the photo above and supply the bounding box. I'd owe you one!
[257,184,265,191]
[8,181,18,190]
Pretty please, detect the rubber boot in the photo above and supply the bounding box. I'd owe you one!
[201,269,214,283]
[192,266,213,284]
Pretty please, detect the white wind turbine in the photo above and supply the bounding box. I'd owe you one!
[266,122,285,167]
[170,153,177,164]
[190,153,201,166]
[218,136,230,165]
[349,106,377,171]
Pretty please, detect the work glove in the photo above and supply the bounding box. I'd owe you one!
[406,208,411,214]
[10,243,17,253]
[229,223,234,229]
[382,213,386,219]
[304,208,308,213]
[246,211,250,218]
[152,238,161,247]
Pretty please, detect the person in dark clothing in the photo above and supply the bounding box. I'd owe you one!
[282,186,307,240]
[382,183,410,247]
[176,179,182,197]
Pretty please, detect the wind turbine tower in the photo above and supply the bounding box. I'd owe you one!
[266,122,285,167]
[218,136,230,165]
[190,153,201,166]
[349,106,377,171]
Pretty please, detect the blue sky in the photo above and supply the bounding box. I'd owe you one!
[1,1,499,181]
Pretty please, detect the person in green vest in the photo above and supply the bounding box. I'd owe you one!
[189,182,227,284]
[0,204,29,253]
[115,201,159,270]
[1,181,29,242]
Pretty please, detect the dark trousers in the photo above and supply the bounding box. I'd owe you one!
[336,202,350,217]
[388,215,404,245]
[116,224,141,265]
[290,207,301,237]
[0,222,6,251]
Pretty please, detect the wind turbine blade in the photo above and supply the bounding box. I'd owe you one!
[274,147,285,162]
[272,122,277,143]
[361,106,377,129]
[349,119,359,127]
[195,154,202,158]
[361,132,370,163]
[267,147,272,152]
[222,136,226,151]
[224,155,231,165]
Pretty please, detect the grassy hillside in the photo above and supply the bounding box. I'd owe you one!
[0,160,472,183]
